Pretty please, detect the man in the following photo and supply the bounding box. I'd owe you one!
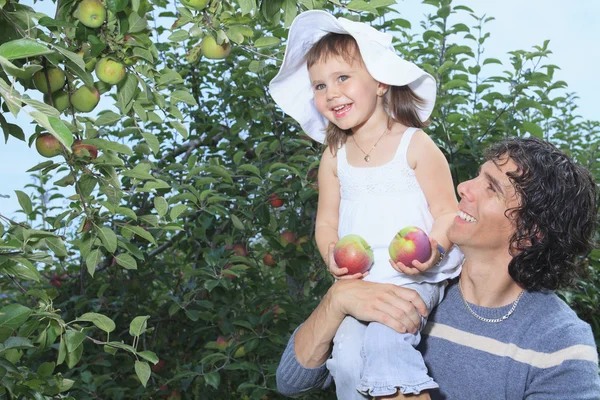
[276,137,600,399]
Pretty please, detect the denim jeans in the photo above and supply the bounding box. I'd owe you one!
[326,281,445,398]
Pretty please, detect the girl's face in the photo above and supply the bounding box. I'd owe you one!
[308,55,387,132]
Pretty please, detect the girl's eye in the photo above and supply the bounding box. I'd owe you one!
[315,83,325,90]
[338,75,349,82]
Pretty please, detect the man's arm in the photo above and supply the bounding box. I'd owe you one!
[277,274,429,396]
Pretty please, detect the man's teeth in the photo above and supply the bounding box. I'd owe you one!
[458,211,477,222]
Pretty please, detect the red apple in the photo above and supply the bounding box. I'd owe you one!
[72,140,98,159]
[269,193,284,208]
[216,336,230,351]
[333,234,374,275]
[263,253,276,266]
[151,359,165,373]
[232,244,247,257]
[35,133,63,158]
[222,264,235,279]
[280,230,295,246]
[50,279,61,288]
[388,226,432,267]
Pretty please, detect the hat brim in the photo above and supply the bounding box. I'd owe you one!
[269,10,436,144]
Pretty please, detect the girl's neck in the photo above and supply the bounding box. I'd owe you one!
[350,108,390,139]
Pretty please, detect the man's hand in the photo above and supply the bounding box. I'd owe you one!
[328,279,428,334]
[327,242,370,280]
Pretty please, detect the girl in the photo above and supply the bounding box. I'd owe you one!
[270,10,463,399]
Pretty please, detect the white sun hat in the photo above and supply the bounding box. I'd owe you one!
[269,10,437,144]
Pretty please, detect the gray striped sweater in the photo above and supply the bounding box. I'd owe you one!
[276,283,600,399]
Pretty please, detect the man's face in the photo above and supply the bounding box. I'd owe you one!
[448,157,521,254]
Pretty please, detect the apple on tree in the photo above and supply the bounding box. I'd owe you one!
[180,0,209,11]
[263,253,276,266]
[388,226,432,267]
[333,234,374,275]
[72,140,99,159]
[33,67,66,95]
[35,133,63,158]
[95,57,126,85]
[201,35,231,60]
[71,86,100,112]
[280,230,295,246]
[74,0,106,29]
[269,193,284,208]
[44,90,71,112]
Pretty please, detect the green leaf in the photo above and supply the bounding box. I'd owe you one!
[122,225,156,244]
[0,304,32,330]
[57,335,67,365]
[154,196,168,217]
[522,121,544,138]
[135,361,151,387]
[230,214,245,230]
[85,138,133,155]
[129,315,150,336]
[128,13,148,33]
[53,45,86,73]
[137,350,159,364]
[204,371,220,390]
[15,190,32,216]
[142,132,160,154]
[1,336,34,352]
[122,164,155,180]
[95,111,122,126]
[0,39,53,60]
[170,90,197,106]
[65,330,86,353]
[86,249,101,277]
[347,0,378,13]
[483,58,502,65]
[77,313,116,333]
[66,340,83,368]
[116,253,137,270]
[168,30,189,42]
[106,0,128,12]
[116,74,137,114]
[170,121,188,139]
[170,204,187,221]
[282,0,296,27]
[237,0,255,15]
[37,361,55,377]
[45,237,68,257]
[97,226,118,253]
[254,36,280,48]
[116,206,138,220]
[0,56,43,79]
[27,111,74,150]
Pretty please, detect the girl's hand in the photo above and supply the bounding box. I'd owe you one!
[389,237,441,276]
[327,242,370,280]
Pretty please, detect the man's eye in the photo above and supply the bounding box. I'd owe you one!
[487,184,496,192]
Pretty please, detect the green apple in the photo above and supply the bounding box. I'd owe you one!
[33,67,66,95]
[35,133,63,158]
[75,0,106,28]
[76,49,97,72]
[44,90,71,112]
[180,0,209,11]
[201,35,231,60]
[71,86,100,112]
[95,57,126,85]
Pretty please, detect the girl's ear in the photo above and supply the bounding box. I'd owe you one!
[377,82,389,97]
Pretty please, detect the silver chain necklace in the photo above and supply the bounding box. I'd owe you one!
[457,277,525,323]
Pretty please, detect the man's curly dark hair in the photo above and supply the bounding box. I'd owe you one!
[484,137,598,291]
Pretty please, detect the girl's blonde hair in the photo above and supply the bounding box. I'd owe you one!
[305,33,429,154]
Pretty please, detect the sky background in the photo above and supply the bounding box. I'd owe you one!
[1,0,599,218]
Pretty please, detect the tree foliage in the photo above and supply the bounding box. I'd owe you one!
[0,0,598,398]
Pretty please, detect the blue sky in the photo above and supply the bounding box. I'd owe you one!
[1,0,599,218]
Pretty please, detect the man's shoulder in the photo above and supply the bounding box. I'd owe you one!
[523,290,595,348]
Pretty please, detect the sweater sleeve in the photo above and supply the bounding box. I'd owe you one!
[276,326,333,397]
[525,320,600,399]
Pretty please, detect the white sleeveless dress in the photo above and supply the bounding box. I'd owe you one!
[336,127,462,285]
